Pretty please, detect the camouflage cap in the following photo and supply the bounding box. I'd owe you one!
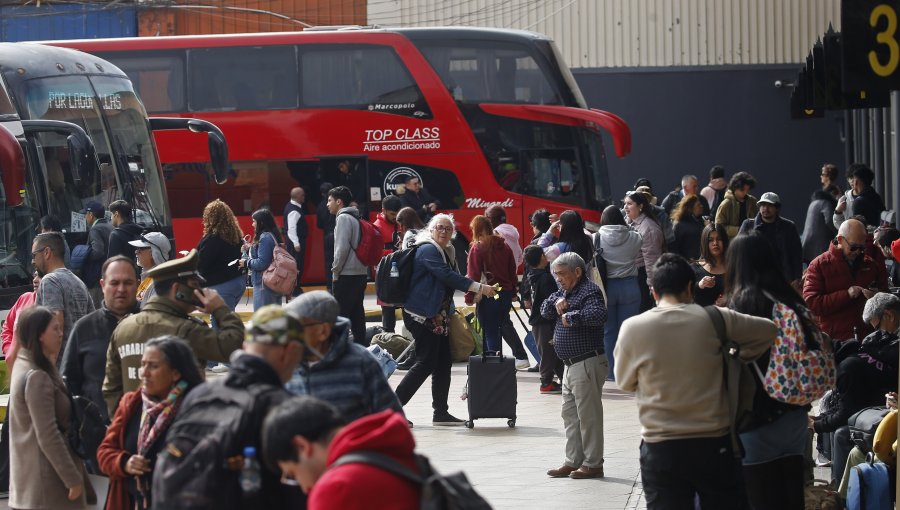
[246,305,305,345]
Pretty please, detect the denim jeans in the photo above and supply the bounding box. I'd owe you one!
[478,290,513,353]
[253,282,282,311]
[208,275,246,332]
[603,276,641,378]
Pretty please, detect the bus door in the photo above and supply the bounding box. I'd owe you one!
[318,156,370,218]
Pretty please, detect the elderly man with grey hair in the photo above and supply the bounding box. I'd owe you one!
[540,252,608,479]
[284,290,403,422]
[661,174,711,216]
[810,291,900,483]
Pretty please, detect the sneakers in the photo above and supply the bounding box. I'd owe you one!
[209,363,229,374]
[540,381,562,394]
[515,359,531,371]
[432,413,466,426]
[815,453,832,467]
[527,365,540,372]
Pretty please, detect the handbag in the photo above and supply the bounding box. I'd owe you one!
[755,293,836,406]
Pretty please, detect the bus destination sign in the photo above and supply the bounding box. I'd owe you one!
[48,92,123,111]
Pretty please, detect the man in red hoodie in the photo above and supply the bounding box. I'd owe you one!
[262,396,419,509]
[373,195,402,332]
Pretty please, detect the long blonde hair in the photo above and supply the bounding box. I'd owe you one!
[202,199,243,246]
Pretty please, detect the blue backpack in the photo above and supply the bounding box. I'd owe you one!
[847,454,891,510]
[70,244,90,271]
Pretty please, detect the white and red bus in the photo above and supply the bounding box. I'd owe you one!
[59,27,630,283]
[0,43,226,309]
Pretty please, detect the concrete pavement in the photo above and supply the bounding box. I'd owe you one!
[394,308,648,510]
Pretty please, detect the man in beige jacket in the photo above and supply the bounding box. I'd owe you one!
[614,253,777,509]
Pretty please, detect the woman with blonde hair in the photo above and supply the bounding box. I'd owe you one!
[197,199,246,313]
[465,215,516,354]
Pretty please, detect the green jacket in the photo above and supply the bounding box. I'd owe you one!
[714,189,759,239]
[102,295,244,416]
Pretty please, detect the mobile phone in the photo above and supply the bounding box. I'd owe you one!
[175,287,203,307]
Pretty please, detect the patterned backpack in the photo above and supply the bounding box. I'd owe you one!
[755,294,836,406]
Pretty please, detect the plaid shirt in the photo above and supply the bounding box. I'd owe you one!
[540,276,607,359]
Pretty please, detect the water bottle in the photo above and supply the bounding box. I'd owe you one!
[240,446,262,496]
[390,261,399,278]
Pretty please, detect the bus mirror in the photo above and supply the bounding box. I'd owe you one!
[67,133,96,182]
[207,131,229,185]
[149,117,229,184]
[0,124,25,207]
[21,120,97,182]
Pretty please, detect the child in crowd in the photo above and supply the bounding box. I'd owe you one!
[523,245,564,394]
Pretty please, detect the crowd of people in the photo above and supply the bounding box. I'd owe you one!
[2,160,898,509]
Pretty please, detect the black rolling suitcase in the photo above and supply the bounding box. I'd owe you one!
[464,352,517,428]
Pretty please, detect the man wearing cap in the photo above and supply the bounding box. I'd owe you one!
[285,291,402,422]
[102,249,244,415]
[128,231,171,307]
[738,191,803,289]
[161,305,306,509]
[82,200,113,307]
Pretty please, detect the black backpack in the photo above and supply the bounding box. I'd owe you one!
[849,406,891,453]
[375,245,420,306]
[151,381,280,510]
[331,450,491,510]
[67,394,107,460]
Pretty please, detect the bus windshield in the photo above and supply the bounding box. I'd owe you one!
[21,74,169,231]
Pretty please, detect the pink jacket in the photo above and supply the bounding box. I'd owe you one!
[2,292,35,357]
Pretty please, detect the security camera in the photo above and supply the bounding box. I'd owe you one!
[774,80,783,88]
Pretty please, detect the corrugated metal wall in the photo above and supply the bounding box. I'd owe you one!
[368,0,841,68]
[0,4,137,42]
[138,0,366,37]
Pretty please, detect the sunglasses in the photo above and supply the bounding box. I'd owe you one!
[843,239,866,252]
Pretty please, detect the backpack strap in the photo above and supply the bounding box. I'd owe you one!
[703,305,742,457]
[330,451,423,486]
[338,210,363,251]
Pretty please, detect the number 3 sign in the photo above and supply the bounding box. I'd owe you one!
[843,0,900,90]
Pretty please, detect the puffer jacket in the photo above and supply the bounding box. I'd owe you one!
[596,225,642,279]
[285,317,402,422]
[802,190,837,263]
[715,189,758,239]
[627,214,664,283]
[803,243,889,341]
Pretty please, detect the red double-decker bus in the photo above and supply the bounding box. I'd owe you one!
[58,27,630,283]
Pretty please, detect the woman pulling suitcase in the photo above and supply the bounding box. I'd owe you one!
[393,214,496,426]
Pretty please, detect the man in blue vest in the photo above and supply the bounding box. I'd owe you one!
[283,187,308,297]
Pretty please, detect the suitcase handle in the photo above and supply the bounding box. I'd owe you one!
[478,350,506,363]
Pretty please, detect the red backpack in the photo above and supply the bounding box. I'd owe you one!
[354,218,384,267]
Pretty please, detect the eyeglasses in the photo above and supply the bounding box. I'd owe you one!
[842,239,866,252]
[31,246,47,258]
[433,225,453,233]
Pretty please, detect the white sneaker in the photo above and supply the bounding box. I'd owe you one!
[210,363,229,374]
[515,359,531,371]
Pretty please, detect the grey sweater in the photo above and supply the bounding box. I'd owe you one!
[332,207,368,279]
[596,225,643,279]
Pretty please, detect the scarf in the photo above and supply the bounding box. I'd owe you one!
[138,379,188,456]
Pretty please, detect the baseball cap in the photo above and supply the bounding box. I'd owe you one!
[285,290,339,325]
[246,305,306,345]
[81,201,104,215]
[129,232,172,265]
[758,192,781,205]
